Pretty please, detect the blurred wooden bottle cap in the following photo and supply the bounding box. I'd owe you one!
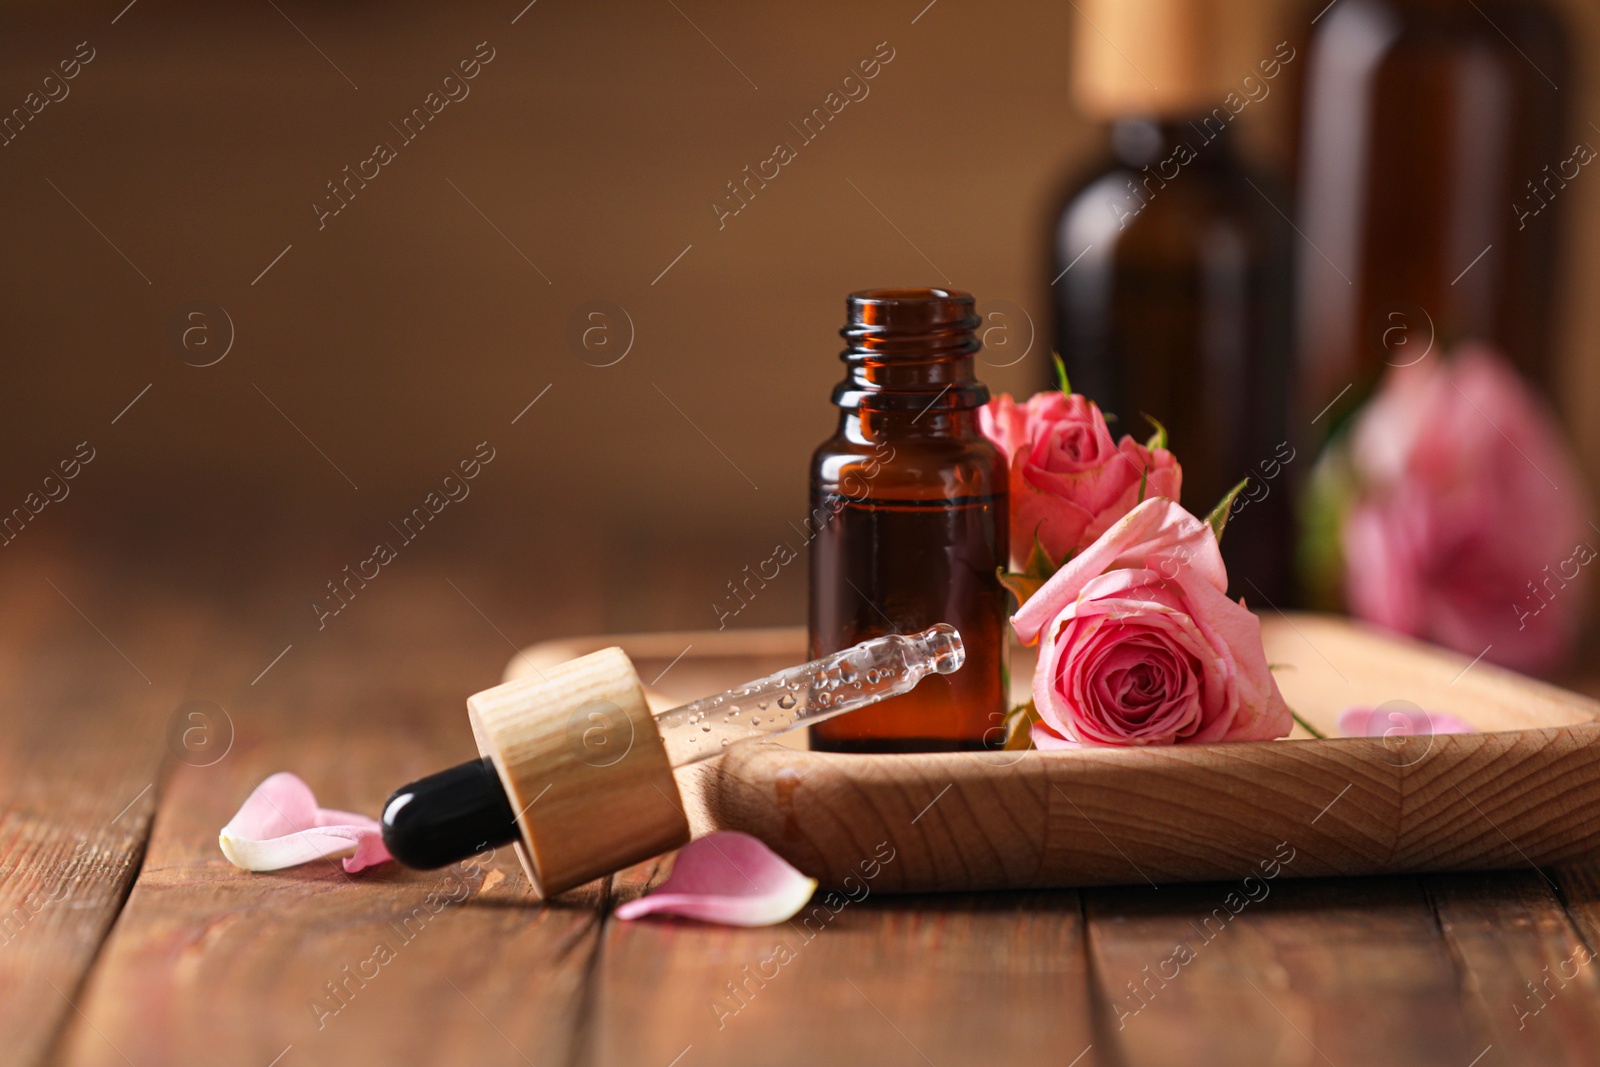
[1072,0,1226,119]
[467,646,690,898]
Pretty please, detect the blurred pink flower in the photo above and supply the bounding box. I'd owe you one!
[1337,706,1476,738]
[1342,347,1593,674]
[1013,497,1291,747]
[980,391,1181,568]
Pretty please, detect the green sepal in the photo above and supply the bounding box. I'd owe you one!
[997,567,1046,606]
[1205,478,1250,543]
[1002,700,1042,750]
[1289,707,1326,740]
[1143,413,1168,452]
[1052,353,1071,395]
[997,530,1063,608]
[1024,530,1058,581]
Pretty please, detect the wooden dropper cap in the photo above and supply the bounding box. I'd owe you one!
[466,647,690,898]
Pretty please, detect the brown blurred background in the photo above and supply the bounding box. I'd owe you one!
[3,0,1599,655]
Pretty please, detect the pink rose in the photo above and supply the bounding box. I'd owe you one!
[972,390,1075,460]
[1013,498,1292,747]
[980,392,1181,568]
[1341,347,1593,674]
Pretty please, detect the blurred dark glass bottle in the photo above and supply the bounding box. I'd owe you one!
[1294,0,1568,430]
[1050,0,1296,604]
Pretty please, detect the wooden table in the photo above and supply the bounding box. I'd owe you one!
[7,554,1600,1067]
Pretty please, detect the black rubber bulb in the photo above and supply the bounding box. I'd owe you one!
[380,757,519,869]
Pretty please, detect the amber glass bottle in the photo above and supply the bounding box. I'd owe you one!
[1050,0,1296,603]
[808,289,1009,753]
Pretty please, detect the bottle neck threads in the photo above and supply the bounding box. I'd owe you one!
[833,288,989,416]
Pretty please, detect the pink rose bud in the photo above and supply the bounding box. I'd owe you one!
[980,391,1181,568]
[1013,498,1292,747]
[1341,347,1594,674]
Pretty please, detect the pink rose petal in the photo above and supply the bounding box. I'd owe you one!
[614,831,817,927]
[977,393,1031,465]
[1013,497,1225,646]
[218,772,392,874]
[1337,706,1477,739]
[1030,720,1083,749]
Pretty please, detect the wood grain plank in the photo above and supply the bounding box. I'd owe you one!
[1428,870,1600,1066]
[592,858,1102,1067]
[51,572,606,1067]
[1085,875,1485,1067]
[0,565,207,1067]
[56,732,600,1067]
[1551,859,1600,951]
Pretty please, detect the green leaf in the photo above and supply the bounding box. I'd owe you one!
[1143,413,1168,452]
[1204,478,1250,543]
[1052,353,1071,395]
[1297,444,1358,612]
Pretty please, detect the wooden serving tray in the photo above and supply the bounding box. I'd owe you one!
[508,616,1600,892]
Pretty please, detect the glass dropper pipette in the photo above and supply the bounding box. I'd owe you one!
[650,623,963,766]
[379,625,965,869]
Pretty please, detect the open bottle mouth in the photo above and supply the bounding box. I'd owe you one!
[835,287,988,413]
[847,287,974,316]
[843,287,980,352]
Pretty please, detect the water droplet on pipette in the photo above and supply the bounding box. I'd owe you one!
[777,694,796,709]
